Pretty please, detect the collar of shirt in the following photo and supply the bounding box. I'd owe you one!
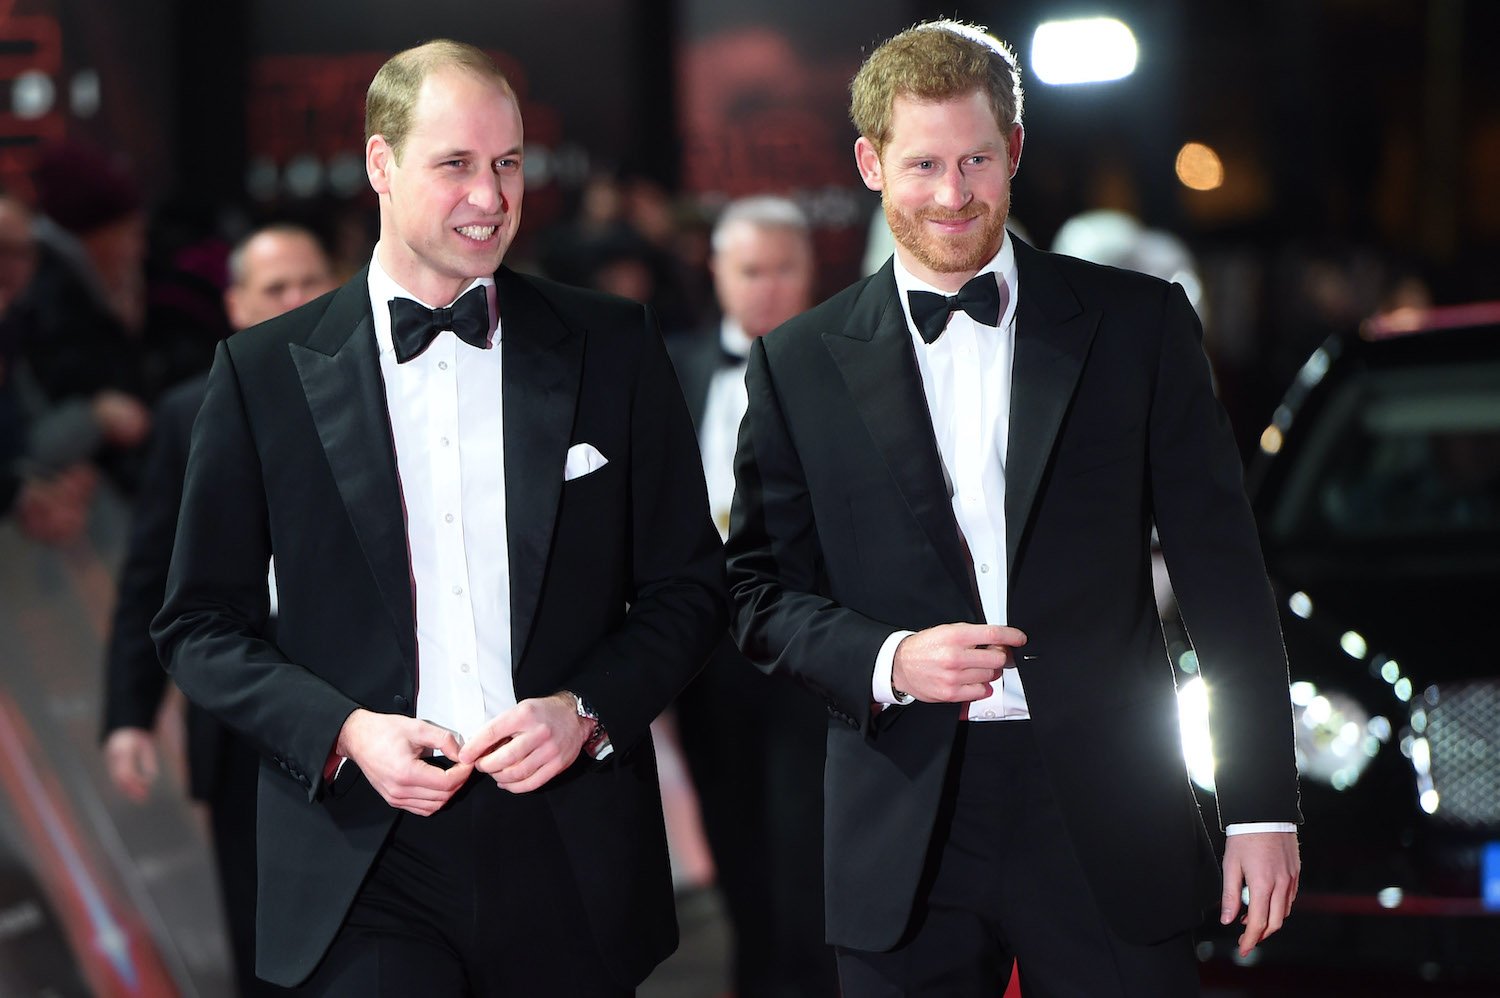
[891,233,1019,346]
[717,317,754,361]
[366,246,500,359]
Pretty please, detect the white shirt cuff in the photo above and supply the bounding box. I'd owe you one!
[1225,821,1297,836]
[872,630,916,705]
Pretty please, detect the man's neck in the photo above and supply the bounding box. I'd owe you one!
[373,244,477,307]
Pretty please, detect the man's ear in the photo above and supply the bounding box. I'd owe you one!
[854,136,884,193]
[1006,123,1024,178]
[223,287,246,331]
[367,135,394,194]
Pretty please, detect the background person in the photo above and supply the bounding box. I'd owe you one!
[0,193,146,532]
[101,223,338,996]
[670,195,839,997]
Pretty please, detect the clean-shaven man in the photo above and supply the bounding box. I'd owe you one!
[155,40,724,995]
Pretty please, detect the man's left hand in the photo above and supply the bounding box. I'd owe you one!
[458,693,590,793]
[1221,831,1300,957]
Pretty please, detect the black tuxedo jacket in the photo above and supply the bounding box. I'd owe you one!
[103,373,232,801]
[664,324,725,436]
[154,267,726,987]
[726,238,1300,951]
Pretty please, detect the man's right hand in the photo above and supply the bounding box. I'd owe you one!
[333,708,473,816]
[891,623,1028,703]
[103,727,159,803]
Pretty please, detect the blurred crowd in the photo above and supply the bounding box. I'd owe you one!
[1,133,1448,550]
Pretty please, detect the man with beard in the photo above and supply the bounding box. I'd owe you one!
[726,20,1300,996]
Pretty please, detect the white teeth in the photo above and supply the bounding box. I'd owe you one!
[457,225,497,240]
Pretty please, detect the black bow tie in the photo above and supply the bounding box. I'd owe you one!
[907,272,1006,344]
[389,285,490,364]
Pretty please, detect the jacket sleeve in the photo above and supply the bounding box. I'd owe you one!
[1148,281,1301,827]
[725,338,894,734]
[151,341,359,802]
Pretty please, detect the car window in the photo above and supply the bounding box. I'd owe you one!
[1267,361,1500,541]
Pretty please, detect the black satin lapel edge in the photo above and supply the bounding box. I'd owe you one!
[289,316,415,666]
[498,275,584,672]
[1005,287,1099,575]
[823,280,981,616]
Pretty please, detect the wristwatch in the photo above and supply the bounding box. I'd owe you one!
[569,691,613,760]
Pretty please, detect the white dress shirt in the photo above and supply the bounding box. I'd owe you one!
[870,239,1028,722]
[367,250,514,745]
[699,319,754,540]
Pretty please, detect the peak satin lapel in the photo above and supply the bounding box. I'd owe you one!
[497,271,584,672]
[1005,243,1099,575]
[289,276,416,667]
[822,270,981,617]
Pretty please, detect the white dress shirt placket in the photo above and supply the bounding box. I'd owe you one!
[422,333,488,737]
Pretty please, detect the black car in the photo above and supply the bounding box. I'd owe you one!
[1167,302,1500,987]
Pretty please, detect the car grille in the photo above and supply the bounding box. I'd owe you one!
[1411,680,1500,830]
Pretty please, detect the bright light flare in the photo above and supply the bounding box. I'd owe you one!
[1031,18,1139,85]
[1177,677,1216,792]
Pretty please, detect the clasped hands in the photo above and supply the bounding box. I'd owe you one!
[891,622,1029,703]
[335,692,592,816]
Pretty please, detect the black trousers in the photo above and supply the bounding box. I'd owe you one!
[836,721,1200,998]
[293,772,631,997]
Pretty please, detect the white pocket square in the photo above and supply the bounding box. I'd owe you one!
[564,442,609,481]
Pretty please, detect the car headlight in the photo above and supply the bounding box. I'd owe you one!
[1178,678,1388,794]
[1290,681,1384,790]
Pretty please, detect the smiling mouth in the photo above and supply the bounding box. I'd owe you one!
[456,225,499,241]
[926,214,978,227]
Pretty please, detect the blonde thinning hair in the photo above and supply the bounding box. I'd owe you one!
[365,39,514,162]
